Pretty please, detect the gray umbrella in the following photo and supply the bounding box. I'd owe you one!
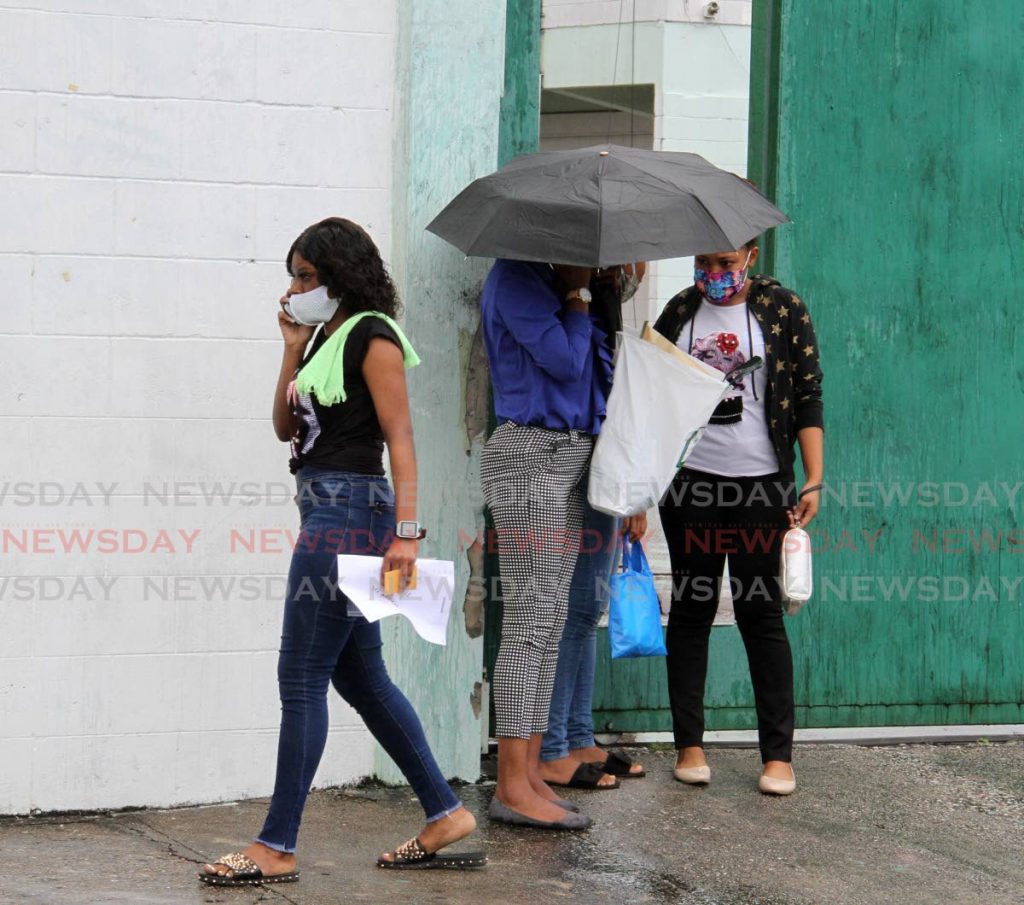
[426,144,788,268]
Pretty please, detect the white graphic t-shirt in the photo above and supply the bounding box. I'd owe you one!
[676,300,780,477]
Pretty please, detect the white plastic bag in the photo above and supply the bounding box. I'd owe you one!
[588,329,730,517]
[780,526,813,615]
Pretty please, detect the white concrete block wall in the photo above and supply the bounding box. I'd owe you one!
[653,21,751,310]
[542,0,752,29]
[0,1,397,814]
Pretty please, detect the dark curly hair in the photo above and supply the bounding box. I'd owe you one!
[286,217,402,319]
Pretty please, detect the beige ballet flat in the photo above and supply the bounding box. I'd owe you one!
[758,772,796,796]
[673,764,711,785]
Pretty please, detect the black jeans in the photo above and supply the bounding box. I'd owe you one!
[658,467,796,762]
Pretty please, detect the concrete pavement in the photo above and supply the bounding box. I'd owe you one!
[1,742,1021,905]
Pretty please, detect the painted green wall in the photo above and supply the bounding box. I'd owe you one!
[499,0,541,166]
[762,0,1024,726]
[382,0,508,781]
[595,0,1024,731]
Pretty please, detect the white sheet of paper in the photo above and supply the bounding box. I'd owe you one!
[335,555,455,646]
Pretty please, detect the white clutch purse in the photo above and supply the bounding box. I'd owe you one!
[780,526,813,616]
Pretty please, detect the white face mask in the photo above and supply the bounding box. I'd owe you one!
[284,285,340,325]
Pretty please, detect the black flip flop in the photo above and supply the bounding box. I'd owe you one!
[549,761,620,790]
[599,751,646,778]
[377,836,487,870]
[198,852,300,887]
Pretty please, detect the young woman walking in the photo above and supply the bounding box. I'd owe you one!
[199,218,483,886]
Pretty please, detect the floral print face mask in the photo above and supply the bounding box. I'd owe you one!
[694,251,752,304]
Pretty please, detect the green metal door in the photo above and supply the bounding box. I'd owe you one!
[594,0,1024,732]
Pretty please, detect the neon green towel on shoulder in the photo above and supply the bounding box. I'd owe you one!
[295,311,421,406]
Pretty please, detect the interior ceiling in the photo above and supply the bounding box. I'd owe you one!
[541,84,655,115]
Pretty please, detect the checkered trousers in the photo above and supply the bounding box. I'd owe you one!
[481,422,594,739]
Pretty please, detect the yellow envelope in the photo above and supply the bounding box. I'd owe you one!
[383,567,418,596]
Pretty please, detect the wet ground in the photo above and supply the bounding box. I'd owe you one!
[1,743,1022,905]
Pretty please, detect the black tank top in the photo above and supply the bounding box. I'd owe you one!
[289,317,401,475]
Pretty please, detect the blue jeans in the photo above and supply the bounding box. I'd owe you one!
[540,491,620,761]
[256,467,461,853]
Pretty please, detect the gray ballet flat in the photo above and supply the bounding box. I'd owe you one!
[487,796,592,830]
[554,798,580,813]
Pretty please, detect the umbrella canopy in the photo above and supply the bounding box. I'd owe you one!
[426,144,789,268]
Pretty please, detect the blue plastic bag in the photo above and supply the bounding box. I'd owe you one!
[608,537,667,659]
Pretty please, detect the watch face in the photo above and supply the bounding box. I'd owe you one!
[396,520,419,538]
[578,287,593,303]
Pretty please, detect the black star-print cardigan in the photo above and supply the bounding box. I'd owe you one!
[652,275,824,477]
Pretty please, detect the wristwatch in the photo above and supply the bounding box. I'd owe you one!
[565,287,592,305]
[396,520,427,540]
